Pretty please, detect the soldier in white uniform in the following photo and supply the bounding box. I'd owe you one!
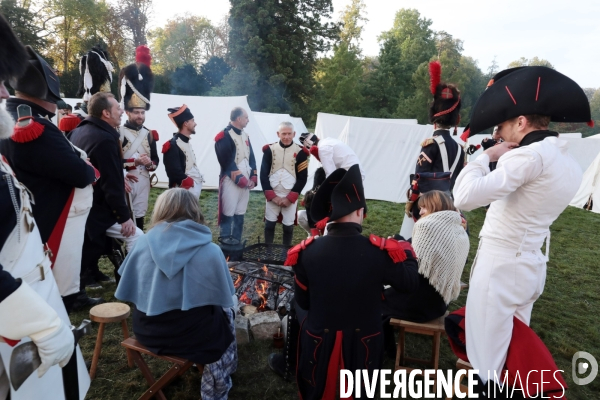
[260,122,309,246]
[119,45,159,230]
[454,66,592,396]
[215,107,258,241]
[299,133,366,180]
[162,105,203,200]
[0,18,90,397]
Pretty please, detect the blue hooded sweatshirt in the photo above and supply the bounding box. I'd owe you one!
[116,219,235,316]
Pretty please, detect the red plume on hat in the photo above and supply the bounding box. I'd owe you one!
[429,61,442,96]
[135,45,152,67]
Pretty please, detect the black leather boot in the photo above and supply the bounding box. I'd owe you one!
[70,290,105,312]
[220,215,233,239]
[135,217,144,231]
[282,224,294,246]
[232,214,244,242]
[264,220,276,244]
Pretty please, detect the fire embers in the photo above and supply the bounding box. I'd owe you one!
[229,262,294,316]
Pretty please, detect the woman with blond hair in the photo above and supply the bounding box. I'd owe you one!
[116,188,236,399]
[383,190,469,355]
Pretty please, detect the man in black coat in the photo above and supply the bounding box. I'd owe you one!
[70,92,143,301]
[278,165,419,399]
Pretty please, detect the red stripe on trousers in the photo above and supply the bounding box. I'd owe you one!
[47,189,75,268]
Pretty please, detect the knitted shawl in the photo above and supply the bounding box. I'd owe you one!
[412,210,469,304]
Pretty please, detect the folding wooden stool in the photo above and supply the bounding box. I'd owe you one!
[121,337,204,400]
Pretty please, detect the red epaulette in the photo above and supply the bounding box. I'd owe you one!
[369,234,415,263]
[309,145,320,161]
[215,131,225,142]
[11,117,45,143]
[151,130,159,141]
[58,114,80,132]
[284,236,315,266]
[161,141,171,153]
[1,336,19,347]
[262,144,269,152]
[302,147,310,155]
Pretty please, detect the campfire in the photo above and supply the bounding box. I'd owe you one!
[229,261,294,316]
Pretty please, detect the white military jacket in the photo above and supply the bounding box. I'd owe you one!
[454,136,582,251]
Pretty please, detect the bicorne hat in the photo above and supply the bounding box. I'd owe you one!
[310,164,367,226]
[119,45,154,111]
[9,46,61,104]
[0,14,28,82]
[466,66,593,136]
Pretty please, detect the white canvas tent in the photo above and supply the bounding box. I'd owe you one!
[570,150,600,213]
[563,136,600,172]
[314,112,418,140]
[252,112,309,144]
[304,118,433,202]
[64,94,270,190]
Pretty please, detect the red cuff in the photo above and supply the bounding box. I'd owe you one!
[92,166,101,185]
[250,175,257,184]
[286,191,299,203]
[237,176,249,188]
[180,176,194,189]
[265,190,277,201]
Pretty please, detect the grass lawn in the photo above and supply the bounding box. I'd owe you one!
[74,188,600,399]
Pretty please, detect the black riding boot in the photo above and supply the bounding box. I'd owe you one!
[220,215,233,239]
[282,224,294,246]
[135,217,144,231]
[232,214,244,242]
[268,300,301,382]
[264,220,276,244]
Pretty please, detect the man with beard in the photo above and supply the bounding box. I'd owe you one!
[162,105,203,200]
[215,107,257,241]
[0,44,101,311]
[0,15,91,399]
[454,67,590,397]
[70,93,143,305]
[119,46,159,230]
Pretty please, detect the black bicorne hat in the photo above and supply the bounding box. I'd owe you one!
[9,46,61,104]
[119,45,154,111]
[76,47,113,101]
[310,164,367,224]
[467,66,593,136]
[0,14,28,82]
[428,61,462,127]
[168,105,194,127]
[299,132,318,146]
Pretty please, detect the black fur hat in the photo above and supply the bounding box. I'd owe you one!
[119,45,154,111]
[0,14,28,82]
[428,61,462,128]
[76,47,114,100]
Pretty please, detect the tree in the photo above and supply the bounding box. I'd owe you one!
[362,9,436,118]
[170,64,207,95]
[310,0,366,121]
[507,56,554,69]
[0,0,47,52]
[119,0,152,47]
[200,56,231,89]
[224,0,338,114]
[149,15,218,74]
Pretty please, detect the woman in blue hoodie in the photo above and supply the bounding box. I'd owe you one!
[116,188,237,399]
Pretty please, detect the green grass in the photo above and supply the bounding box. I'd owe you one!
[75,189,600,399]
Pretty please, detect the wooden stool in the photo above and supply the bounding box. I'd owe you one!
[390,311,449,372]
[89,302,134,379]
[122,337,204,400]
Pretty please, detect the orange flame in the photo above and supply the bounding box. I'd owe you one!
[233,274,242,288]
[239,292,251,304]
[256,281,270,310]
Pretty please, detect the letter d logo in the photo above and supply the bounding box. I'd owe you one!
[572,351,598,385]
